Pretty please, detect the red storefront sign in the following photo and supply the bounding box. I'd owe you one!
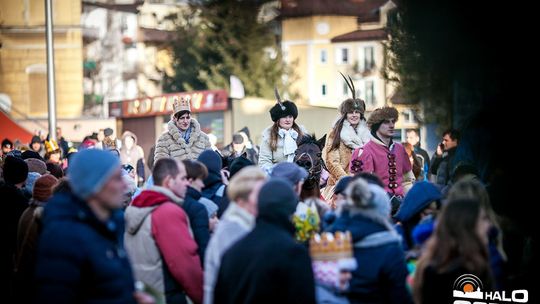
[110,90,228,118]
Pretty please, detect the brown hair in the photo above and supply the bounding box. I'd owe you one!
[153,158,180,186]
[182,159,208,181]
[269,121,304,152]
[413,199,491,303]
[329,116,347,151]
[402,142,422,179]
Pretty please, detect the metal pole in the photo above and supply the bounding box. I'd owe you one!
[45,0,57,141]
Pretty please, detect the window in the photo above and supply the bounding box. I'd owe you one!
[365,80,375,105]
[341,48,349,64]
[343,80,349,95]
[364,46,374,71]
[320,49,327,63]
[322,84,327,96]
[402,109,415,123]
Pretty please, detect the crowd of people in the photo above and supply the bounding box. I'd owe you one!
[0,85,531,304]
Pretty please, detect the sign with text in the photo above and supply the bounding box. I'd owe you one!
[110,90,228,118]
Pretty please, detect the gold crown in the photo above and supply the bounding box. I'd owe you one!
[309,231,353,261]
[44,139,60,153]
[173,96,191,115]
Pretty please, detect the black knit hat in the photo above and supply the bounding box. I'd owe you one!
[269,101,298,122]
[2,138,13,149]
[2,155,29,184]
[22,150,44,161]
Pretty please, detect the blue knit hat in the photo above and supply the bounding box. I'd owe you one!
[68,149,120,200]
[197,149,222,174]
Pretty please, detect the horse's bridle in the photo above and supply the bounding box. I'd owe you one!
[294,151,324,182]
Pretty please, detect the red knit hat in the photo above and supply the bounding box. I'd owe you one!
[33,174,58,202]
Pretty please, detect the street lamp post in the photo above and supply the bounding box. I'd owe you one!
[45,0,57,141]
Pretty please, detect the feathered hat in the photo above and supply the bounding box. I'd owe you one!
[338,72,366,116]
[269,87,298,122]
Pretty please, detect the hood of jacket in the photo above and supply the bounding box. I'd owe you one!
[394,181,441,223]
[125,186,183,235]
[121,131,138,146]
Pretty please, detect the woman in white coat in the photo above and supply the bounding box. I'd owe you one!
[258,90,307,173]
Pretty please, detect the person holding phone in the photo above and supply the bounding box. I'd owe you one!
[430,129,460,186]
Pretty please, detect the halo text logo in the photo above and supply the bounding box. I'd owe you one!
[453,274,528,304]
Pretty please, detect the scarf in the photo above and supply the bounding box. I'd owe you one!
[278,128,299,162]
[340,120,369,149]
[179,125,192,144]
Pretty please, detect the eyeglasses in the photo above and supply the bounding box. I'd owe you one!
[387,153,398,190]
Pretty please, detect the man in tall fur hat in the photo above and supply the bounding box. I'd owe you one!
[350,107,415,205]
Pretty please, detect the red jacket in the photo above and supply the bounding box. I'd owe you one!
[125,187,203,304]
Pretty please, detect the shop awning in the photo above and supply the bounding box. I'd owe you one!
[0,110,34,144]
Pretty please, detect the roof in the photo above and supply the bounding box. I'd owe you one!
[0,111,33,144]
[331,28,387,42]
[82,0,144,14]
[280,0,387,22]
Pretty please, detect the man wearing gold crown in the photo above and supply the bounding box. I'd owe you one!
[154,96,211,162]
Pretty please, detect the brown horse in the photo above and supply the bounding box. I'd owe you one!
[294,134,326,201]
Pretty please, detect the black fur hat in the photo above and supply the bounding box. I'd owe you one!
[269,100,298,122]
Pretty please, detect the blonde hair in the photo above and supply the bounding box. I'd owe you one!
[227,166,266,202]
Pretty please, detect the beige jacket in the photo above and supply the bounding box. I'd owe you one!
[154,118,211,162]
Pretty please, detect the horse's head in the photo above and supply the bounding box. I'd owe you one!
[295,134,326,182]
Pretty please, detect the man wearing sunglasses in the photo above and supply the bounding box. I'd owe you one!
[349,107,415,213]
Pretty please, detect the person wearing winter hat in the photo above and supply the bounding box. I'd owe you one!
[154,96,211,162]
[203,166,265,304]
[24,171,41,198]
[0,156,30,300]
[258,88,307,173]
[25,158,48,175]
[214,178,316,304]
[326,178,413,304]
[2,138,14,158]
[197,150,227,216]
[321,74,371,205]
[33,149,141,303]
[393,181,442,253]
[350,106,415,199]
[22,149,44,162]
[221,133,258,165]
[14,174,58,303]
[29,136,45,158]
[228,156,253,178]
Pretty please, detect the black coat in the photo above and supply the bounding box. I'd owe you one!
[0,182,29,301]
[430,147,457,186]
[418,263,492,304]
[214,218,316,304]
[183,186,210,264]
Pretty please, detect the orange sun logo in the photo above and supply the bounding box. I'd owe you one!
[463,283,474,293]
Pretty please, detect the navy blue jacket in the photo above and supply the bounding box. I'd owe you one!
[183,186,210,264]
[327,213,413,304]
[201,171,225,212]
[34,191,136,304]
